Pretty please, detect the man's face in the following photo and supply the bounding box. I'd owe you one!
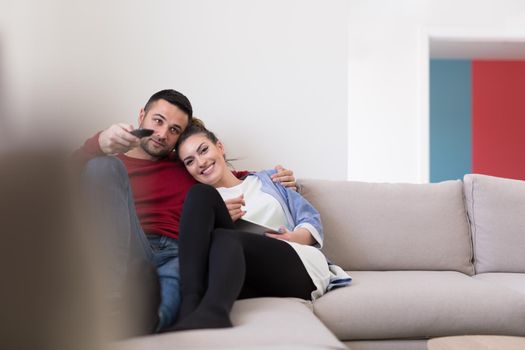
[137,99,189,160]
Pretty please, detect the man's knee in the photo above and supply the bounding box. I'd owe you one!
[84,156,128,185]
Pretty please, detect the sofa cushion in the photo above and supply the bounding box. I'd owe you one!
[428,335,525,350]
[474,273,525,295]
[112,298,345,350]
[463,174,525,273]
[313,271,525,340]
[300,179,474,274]
[345,339,428,350]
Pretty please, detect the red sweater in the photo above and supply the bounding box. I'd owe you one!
[78,133,196,239]
[77,133,249,240]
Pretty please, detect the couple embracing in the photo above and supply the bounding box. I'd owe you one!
[77,89,350,336]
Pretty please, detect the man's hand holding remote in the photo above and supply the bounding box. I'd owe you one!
[98,123,141,155]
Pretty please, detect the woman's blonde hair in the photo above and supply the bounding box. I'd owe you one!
[176,117,219,152]
[176,118,237,165]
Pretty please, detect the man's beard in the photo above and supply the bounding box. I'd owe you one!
[139,137,171,159]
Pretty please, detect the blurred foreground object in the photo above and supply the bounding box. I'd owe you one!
[0,150,105,350]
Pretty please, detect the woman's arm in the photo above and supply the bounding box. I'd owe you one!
[265,227,315,245]
[284,187,324,247]
[254,170,323,246]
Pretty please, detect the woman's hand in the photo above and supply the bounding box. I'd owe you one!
[225,194,246,222]
[266,227,293,242]
[265,227,315,245]
[271,165,297,191]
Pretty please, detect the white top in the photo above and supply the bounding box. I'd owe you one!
[217,176,331,300]
[217,176,287,231]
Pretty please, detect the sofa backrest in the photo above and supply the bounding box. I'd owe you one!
[463,174,525,273]
[300,179,474,274]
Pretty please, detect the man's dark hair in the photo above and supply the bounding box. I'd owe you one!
[144,89,193,122]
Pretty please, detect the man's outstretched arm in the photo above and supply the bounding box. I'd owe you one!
[73,123,140,162]
[98,123,140,154]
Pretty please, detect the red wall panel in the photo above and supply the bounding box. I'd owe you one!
[472,60,525,180]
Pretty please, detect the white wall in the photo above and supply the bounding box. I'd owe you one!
[3,0,525,182]
[0,0,349,180]
[347,0,525,183]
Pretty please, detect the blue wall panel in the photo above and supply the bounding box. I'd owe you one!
[429,60,472,182]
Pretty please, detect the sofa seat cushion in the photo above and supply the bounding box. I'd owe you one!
[428,335,525,350]
[474,273,525,295]
[463,174,525,273]
[300,179,474,274]
[345,339,428,350]
[313,271,525,340]
[112,297,346,350]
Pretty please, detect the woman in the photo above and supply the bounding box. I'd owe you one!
[171,119,351,331]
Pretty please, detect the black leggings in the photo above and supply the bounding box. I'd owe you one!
[174,184,315,330]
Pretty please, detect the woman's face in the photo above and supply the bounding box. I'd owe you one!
[178,133,228,187]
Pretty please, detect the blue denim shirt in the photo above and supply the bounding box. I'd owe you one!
[250,169,352,290]
[250,169,323,248]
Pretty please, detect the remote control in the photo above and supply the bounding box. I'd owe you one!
[130,128,154,138]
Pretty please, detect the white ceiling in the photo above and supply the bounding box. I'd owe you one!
[430,39,525,59]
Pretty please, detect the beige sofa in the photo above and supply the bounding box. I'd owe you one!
[114,174,525,350]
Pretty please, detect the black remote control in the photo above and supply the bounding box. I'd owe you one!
[130,128,154,138]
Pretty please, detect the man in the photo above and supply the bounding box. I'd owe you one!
[76,89,296,335]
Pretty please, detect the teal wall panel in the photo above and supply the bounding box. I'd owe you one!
[429,59,472,182]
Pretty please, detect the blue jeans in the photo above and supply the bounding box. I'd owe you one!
[146,235,181,331]
[84,156,181,333]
